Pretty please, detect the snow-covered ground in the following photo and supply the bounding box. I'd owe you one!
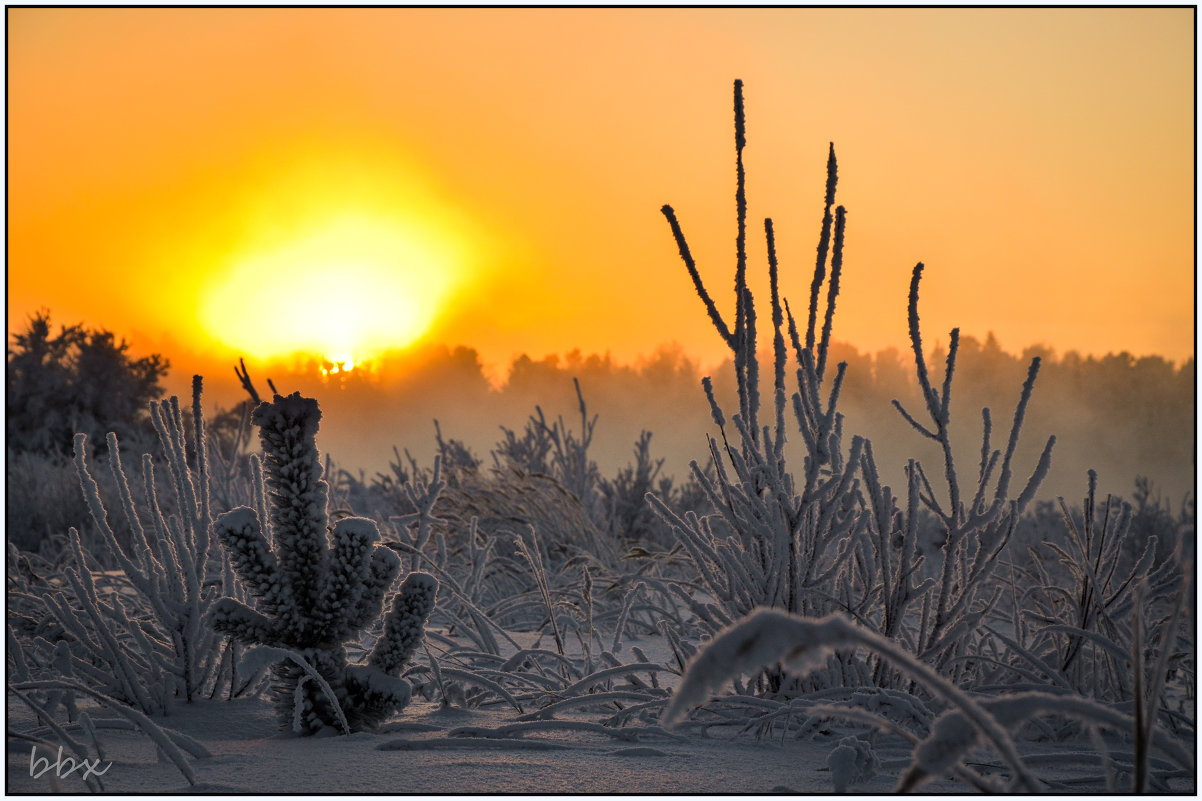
[2,687,1038,795]
[10,627,1192,796]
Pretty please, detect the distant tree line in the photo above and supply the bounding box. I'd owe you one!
[270,331,1193,508]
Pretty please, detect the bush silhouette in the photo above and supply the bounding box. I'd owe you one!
[7,310,168,455]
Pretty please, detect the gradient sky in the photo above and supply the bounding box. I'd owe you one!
[8,8,1195,382]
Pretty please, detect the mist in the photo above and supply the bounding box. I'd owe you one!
[178,334,1194,510]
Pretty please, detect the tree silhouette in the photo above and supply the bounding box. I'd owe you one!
[6,310,168,455]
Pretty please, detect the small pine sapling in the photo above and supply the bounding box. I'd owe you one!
[208,392,438,734]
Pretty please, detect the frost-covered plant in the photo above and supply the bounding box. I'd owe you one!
[207,391,438,734]
[996,471,1193,724]
[650,79,1055,694]
[600,430,675,548]
[663,608,1195,792]
[7,377,224,714]
[652,80,864,652]
[827,734,879,793]
[875,263,1055,679]
[493,377,602,511]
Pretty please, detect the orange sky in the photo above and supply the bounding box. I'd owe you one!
[8,8,1195,385]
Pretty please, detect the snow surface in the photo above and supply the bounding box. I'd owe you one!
[10,629,1185,796]
[8,689,976,795]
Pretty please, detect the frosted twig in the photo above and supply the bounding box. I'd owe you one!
[807,143,839,352]
[14,679,202,784]
[905,263,941,421]
[732,79,748,351]
[891,400,938,441]
[816,205,846,381]
[661,205,734,348]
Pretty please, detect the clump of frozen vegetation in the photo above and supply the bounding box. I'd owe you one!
[653,79,1054,686]
[6,377,236,785]
[653,79,1194,793]
[826,734,879,793]
[334,373,705,674]
[208,391,438,734]
[8,377,224,714]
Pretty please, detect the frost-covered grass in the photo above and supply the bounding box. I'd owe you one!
[6,79,1194,794]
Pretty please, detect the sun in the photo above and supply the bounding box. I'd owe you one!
[200,213,462,366]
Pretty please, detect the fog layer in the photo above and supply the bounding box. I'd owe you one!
[211,335,1194,509]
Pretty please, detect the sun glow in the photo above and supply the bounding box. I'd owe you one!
[200,213,463,366]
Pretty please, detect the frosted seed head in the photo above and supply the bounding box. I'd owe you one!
[662,609,837,728]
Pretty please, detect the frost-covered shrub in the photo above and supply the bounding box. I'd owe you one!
[650,81,873,668]
[827,734,879,793]
[208,391,438,734]
[998,470,1193,714]
[649,80,1054,693]
[8,377,224,714]
[599,429,704,551]
[650,80,1193,793]
[492,378,601,510]
[1127,474,1192,571]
